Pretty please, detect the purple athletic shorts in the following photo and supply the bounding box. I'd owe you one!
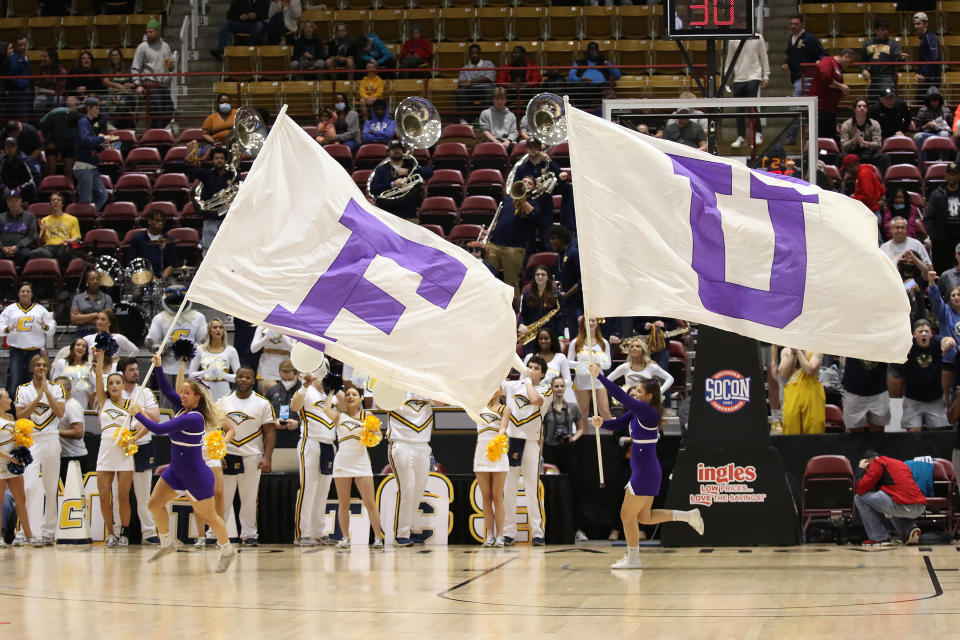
[161,449,215,501]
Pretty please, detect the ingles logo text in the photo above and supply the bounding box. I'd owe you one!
[690,462,765,507]
[704,369,750,413]
[697,462,757,484]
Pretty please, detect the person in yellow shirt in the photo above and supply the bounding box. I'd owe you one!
[29,191,81,267]
[359,61,383,116]
[778,347,825,434]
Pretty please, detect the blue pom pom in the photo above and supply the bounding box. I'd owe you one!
[11,446,32,466]
[7,461,25,475]
[94,331,120,357]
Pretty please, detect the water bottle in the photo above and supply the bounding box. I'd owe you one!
[429,453,436,472]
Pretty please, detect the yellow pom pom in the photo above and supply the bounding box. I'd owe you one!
[205,430,227,460]
[13,418,35,447]
[361,428,382,448]
[485,434,508,462]
[362,413,381,433]
[113,429,138,457]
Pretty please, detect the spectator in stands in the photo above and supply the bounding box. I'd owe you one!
[937,244,960,302]
[3,36,30,119]
[840,154,885,216]
[313,107,337,145]
[399,26,432,77]
[783,14,828,103]
[840,99,890,177]
[290,20,327,76]
[914,86,953,163]
[662,108,707,151]
[861,19,904,100]
[913,12,941,101]
[326,22,357,73]
[726,34,770,149]
[497,46,542,106]
[855,450,926,546]
[39,106,79,187]
[184,145,232,253]
[881,217,931,265]
[101,48,136,130]
[127,208,177,281]
[131,19,175,130]
[369,139,433,222]
[896,317,954,425]
[925,162,960,274]
[0,137,38,207]
[28,192,80,267]
[0,190,36,267]
[71,269,114,339]
[331,92,361,153]
[456,44,496,125]
[356,33,394,71]
[267,0,301,46]
[568,41,620,108]
[549,225,583,340]
[358,62,384,116]
[212,0,268,59]
[881,187,926,241]
[4,121,42,180]
[361,99,395,145]
[810,48,854,142]
[480,87,518,152]
[33,49,66,116]
[928,266,960,400]
[778,347,824,434]
[841,358,889,433]
[202,94,236,150]
[65,51,105,107]
[74,98,112,212]
[870,87,912,140]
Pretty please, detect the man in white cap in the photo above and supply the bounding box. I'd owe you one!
[913,12,942,101]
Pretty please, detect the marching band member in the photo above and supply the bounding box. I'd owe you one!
[321,387,385,551]
[513,138,566,248]
[13,354,64,546]
[589,363,703,569]
[118,356,162,546]
[567,316,612,432]
[289,369,337,546]
[0,389,40,547]
[250,325,295,394]
[387,391,439,546]
[145,286,208,390]
[51,337,95,409]
[499,355,549,546]
[368,139,433,221]
[220,366,277,546]
[517,265,562,356]
[474,389,507,547]
[94,349,146,547]
[188,318,241,401]
[607,338,674,396]
[2,282,56,396]
[130,354,237,572]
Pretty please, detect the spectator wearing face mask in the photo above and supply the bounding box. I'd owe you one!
[202,94,236,148]
[881,187,926,242]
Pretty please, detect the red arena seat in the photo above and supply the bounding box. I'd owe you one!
[100,201,140,236]
[138,128,175,156]
[123,147,163,174]
[801,454,856,542]
[113,173,153,209]
[425,169,465,204]
[38,175,76,203]
[20,258,61,303]
[83,228,121,253]
[470,141,508,173]
[355,144,388,170]
[0,259,18,302]
[431,142,470,173]
[459,194,498,226]
[324,143,354,173]
[66,202,99,236]
[447,223,482,246]
[152,173,191,208]
[465,169,504,200]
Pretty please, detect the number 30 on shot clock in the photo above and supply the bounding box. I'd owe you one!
[667,0,756,39]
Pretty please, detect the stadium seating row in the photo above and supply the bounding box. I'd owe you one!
[0,14,159,50]
[800,1,960,38]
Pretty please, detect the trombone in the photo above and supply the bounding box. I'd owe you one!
[366,97,442,202]
[473,93,567,247]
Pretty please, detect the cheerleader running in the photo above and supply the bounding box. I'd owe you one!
[0,390,38,547]
[473,389,507,547]
[588,363,703,569]
[128,354,236,572]
[321,387,385,550]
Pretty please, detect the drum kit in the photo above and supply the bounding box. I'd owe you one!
[91,254,196,344]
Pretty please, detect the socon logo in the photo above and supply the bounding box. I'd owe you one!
[705,369,750,413]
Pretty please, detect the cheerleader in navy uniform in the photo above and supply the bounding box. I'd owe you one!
[588,363,703,569]
[128,353,237,572]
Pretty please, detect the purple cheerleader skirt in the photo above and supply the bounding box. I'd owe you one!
[161,448,215,501]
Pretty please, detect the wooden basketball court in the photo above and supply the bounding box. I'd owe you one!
[2,543,958,637]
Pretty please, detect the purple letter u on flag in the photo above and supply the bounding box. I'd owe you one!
[265,199,467,346]
[668,155,817,329]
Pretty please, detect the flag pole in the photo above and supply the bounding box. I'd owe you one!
[583,308,605,488]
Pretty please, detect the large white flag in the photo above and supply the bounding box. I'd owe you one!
[186,107,519,414]
[567,103,911,362]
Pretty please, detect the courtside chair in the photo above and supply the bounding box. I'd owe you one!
[801,455,856,542]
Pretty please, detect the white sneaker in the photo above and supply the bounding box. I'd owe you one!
[216,544,237,573]
[194,537,208,548]
[575,530,588,543]
[611,554,643,569]
[0,538,7,548]
[688,508,705,536]
[148,544,177,563]
[295,537,317,547]
[29,536,44,548]
[371,538,384,551]
[118,535,129,548]
[730,136,746,148]
[105,534,119,548]
[755,132,763,144]
[42,535,55,546]
[12,533,25,547]
[336,538,350,550]
[494,537,504,548]
[482,535,494,548]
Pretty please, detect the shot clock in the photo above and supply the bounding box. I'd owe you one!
[666,0,756,39]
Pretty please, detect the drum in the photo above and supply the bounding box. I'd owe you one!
[114,301,148,345]
[94,255,122,287]
[126,258,154,286]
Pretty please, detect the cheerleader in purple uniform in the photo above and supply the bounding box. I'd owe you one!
[128,354,237,573]
[588,363,704,570]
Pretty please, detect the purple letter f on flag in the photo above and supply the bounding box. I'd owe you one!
[265,199,467,347]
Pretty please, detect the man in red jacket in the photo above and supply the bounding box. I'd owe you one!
[842,154,885,213]
[855,451,926,547]
[496,46,542,106]
[399,25,432,76]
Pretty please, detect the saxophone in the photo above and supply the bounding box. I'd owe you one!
[517,297,561,345]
